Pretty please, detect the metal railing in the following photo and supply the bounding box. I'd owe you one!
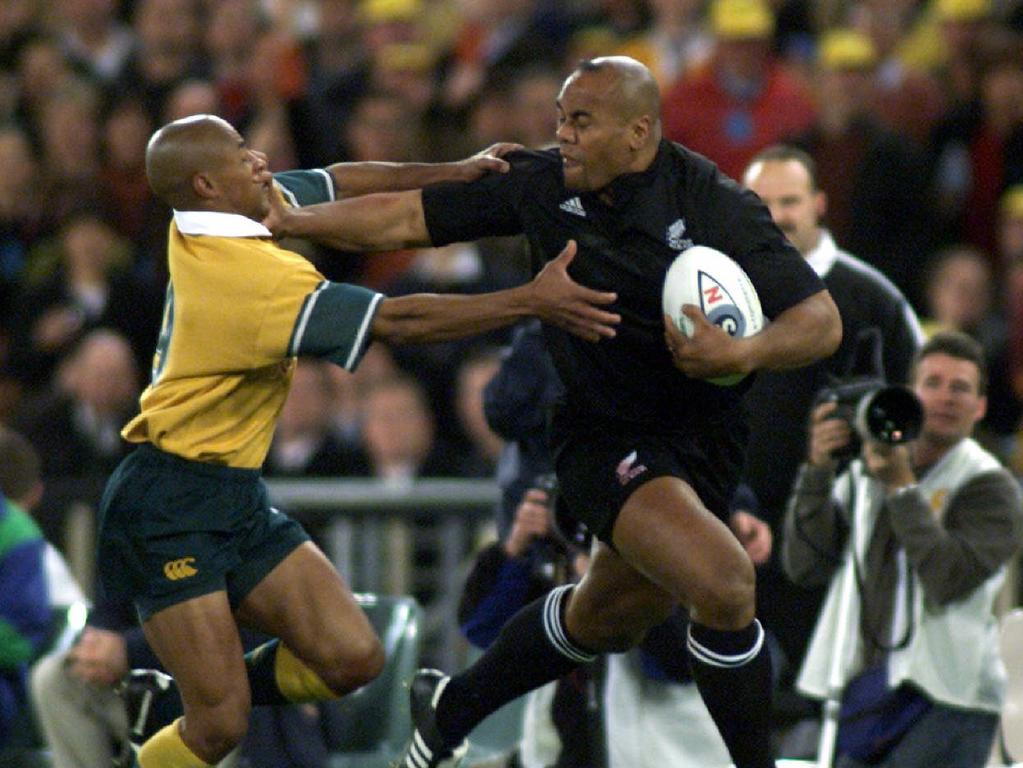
[266,477,501,671]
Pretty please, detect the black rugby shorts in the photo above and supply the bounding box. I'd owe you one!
[552,422,744,544]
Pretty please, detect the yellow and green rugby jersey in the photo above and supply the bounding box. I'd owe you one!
[123,172,383,468]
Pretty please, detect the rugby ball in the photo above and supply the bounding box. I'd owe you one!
[662,245,764,385]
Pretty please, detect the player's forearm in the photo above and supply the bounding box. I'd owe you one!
[372,287,534,344]
[274,191,431,251]
[327,162,473,198]
[743,289,841,371]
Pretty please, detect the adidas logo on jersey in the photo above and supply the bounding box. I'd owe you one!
[559,197,586,217]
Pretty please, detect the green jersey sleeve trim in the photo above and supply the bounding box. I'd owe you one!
[288,282,383,370]
[272,169,336,207]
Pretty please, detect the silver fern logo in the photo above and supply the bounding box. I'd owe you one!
[667,219,693,251]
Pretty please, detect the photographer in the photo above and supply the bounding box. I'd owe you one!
[782,332,1023,768]
[458,482,599,768]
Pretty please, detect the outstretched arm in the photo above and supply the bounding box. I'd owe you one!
[372,241,620,344]
[664,288,841,381]
[267,188,431,251]
[327,143,521,198]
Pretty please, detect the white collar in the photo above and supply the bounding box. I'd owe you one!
[804,229,838,277]
[173,210,272,238]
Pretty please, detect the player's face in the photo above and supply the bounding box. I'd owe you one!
[211,127,273,221]
[912,353,986,448]
[556,71,636,192]
[743,159,824,256]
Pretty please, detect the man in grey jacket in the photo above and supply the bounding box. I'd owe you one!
[783,331,1023,767]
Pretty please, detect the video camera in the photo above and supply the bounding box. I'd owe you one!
[813,328,923,463]
[815,377,923,462]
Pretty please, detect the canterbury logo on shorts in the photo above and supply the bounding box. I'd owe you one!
[163,557,198,581]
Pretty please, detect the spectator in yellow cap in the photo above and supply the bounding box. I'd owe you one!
[662,0,815,180]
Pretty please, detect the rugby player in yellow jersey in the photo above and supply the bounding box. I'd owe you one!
[96,113,620,768]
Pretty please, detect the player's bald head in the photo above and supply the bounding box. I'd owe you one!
[145,114,239,208]
[572,56,661,127]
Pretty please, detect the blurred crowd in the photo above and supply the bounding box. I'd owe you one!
[0,0,1022,601]
[1,0,1023,762]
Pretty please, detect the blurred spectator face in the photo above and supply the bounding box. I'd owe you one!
[134,0,199,83]
[64,331,139,416]
[18,38,73,108]
[60,0,116,29]
[455,353,503,461]
[817,62,875,126]
[324,342,397,434]
[103,100,152,170]
[320,0,359,40]
[372,44,435,112]
[468,88,510,148]
[279,361,333,438]
[163,79,220,122]
[62,214,118,281]
[0,126,37,209]
[981,63,1023,136]
[926,248,992,331]
[999,190,1023,266]
[41,85,101,177]
[716,38,770,86]
[360,377,434,470]
[344,93,417,160]
[360,0,422,56]
[206,0,261,73]
[246,116,297,171]
[512,69,560,148]
[743,157,824,256]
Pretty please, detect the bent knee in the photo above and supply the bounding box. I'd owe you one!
[319,633,386,693]
[184,703,250,761]
[568,587,675,652]
[691,557,756,629]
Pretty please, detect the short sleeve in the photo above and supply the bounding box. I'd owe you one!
[421,152,541,244]
[688,161,824,320]
[273,169,336,207]
[287,282,383,371]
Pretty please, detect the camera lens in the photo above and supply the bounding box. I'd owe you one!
[856,386,923,445]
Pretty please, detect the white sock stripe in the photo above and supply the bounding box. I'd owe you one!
[686,620,765,669]
[408,732,430,768]
[431,675,450,709]
[542,585,596,663]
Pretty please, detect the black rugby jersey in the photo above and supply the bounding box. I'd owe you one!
[421,140,825,430]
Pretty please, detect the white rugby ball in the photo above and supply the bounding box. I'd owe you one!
[662,245,764,386]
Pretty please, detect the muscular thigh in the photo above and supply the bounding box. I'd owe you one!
[567,541,676,650]
[553,426,741,544]
[143,591,248,713]
[234,542,375,665]
[613,475,753,626]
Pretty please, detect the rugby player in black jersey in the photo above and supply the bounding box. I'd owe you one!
[269,56,841,768]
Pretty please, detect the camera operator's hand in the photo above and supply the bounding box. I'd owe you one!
[808,401,852,469]
[862,440,915,492]
[729,510,772,565]
[504,488,553,558]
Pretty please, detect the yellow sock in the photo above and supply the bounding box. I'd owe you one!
[138,719,212,768]
[275,643,339,702]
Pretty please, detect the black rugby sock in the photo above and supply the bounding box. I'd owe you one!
[687,619,775,768]
[435,584,596,744]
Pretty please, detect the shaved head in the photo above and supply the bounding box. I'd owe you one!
[574,56,661,129]
[556,56,662,192]
[145,114,238,209]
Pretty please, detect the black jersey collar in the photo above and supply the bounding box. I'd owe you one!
[591,140,672,209]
